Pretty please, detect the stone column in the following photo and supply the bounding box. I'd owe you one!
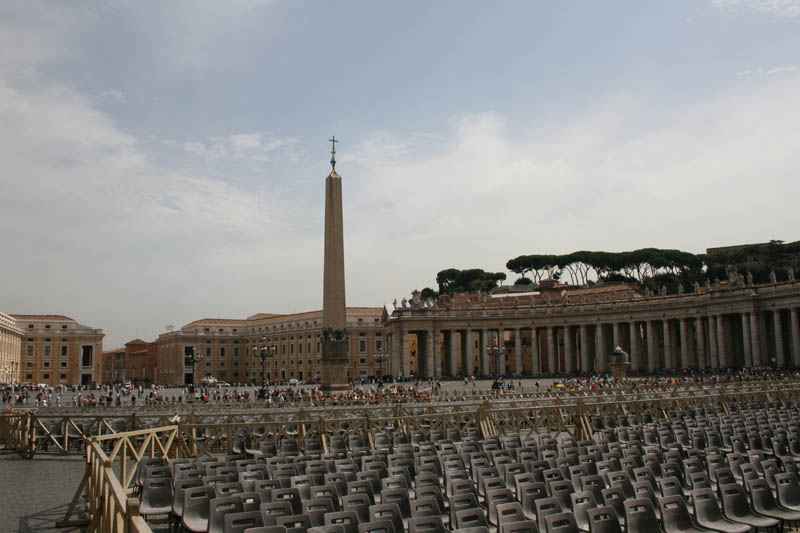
[481,329,489,376]
[448,331,458,377]
[596,324,606,372]
[531,326,540,375]
[580,325,590,373]
[514,328,522,376]
[716,315,727,368]
[679,318,689,369]
[423,330,434,378]
[497,329,506,376]
[401,331,411,378]
[695,318,707,369]
[708,316,718,368]
[433,329,442,378]
[663,320,672,369]
[630,322,640,372]
[774,309,785,368]
[647,321,657,372]
[465,330,474,376]
[750,312,761,366]
[791,308,800,367]
[613,322,621,348]
[547,326,556,374]
[564,326,573,374]
[741,313,752,367]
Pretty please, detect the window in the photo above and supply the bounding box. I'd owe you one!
[81,346,92,367]
[359,340,367,353]
[234,347,239,357]
[44,345,51,357]
[376,340,383,353]
[28,324,33,329]
[43,361,50,368]
[316,342,320,353]
[359,358,367,365]
[233,361,239,367]
[206,362,211,367]
[61,346,68,357]
[60,362,67,368]
[206,347,211,358]
[62,325,67,329]
[26,362,33,368]
[42,373,49,379]
[219,347,226,357]
[26,374,33,380]
[290,344,294,355]
[26,346,33,357]
[45,325,51,329]
[299,343,303,355]
[282,345,286,355]
[307,342,312,353]
[220,362,225,367]
[60,373,67,379]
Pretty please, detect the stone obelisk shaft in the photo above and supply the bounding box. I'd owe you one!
[322,169,346,330]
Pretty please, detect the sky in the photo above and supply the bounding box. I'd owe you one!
[2,1,799,349]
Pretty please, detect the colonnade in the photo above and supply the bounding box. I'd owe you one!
[384,306,800,378]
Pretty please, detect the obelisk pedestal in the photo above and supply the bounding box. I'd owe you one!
[321,138,350,393]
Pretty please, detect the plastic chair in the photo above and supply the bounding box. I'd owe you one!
[410,497,442,518]
[570,491,597,532]
[586,506,621,533]
[534,497,563,528]
[303,498,336,527]
[140,477,173,519]
[182,486,216,532]
[324,511,360,533]
[545,512,579,533]
[775,472,800,511]
[456,508,489,529]
[225,511,265,533]
[623,498,664,533]
[495,502,526,530]
[450,492,481,525]
[208,496,245,533]
[276,514,312,533]
[381,487,411,518]
[659,494,707,533]
[369,503,405,533]
[747,477,800,526]
[690,488,752,533]
[718,483,779,531]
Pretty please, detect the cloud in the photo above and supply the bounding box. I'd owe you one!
[182,132,298,162]
[737,66,797,77]
[712,0,800,18]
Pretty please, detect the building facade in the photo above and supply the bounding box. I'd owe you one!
[101,348,126,384]
[155,307,384,385]
[0,312,23,383]
[12,315,104,386]
[383,278,800,378]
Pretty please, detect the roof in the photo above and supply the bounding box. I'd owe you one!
[182,307,383,330]
[10,314,75,321]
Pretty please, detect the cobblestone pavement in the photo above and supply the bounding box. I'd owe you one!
[0,452,87,533]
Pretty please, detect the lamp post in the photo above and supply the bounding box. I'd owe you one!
[485,341,506,379]
[185,345,204,395]
[374,353,388,383]
[258,336,276,398]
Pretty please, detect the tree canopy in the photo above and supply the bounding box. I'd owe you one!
[436,268,507,295]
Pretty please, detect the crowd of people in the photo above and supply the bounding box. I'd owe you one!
[2,366,799,408]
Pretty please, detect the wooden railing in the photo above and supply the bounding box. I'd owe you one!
[58,425,188,532]
[5,379,800,458]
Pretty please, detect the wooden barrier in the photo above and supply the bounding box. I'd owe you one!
[57,425,188,532]
[5,379,800,458]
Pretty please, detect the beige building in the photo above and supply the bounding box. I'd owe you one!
[0,312,23,383]
[156,307,384,385]
[383,277,800,378]
[12,315,104,386]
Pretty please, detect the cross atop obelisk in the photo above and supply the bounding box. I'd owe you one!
[329,136,338,170]
[321,137,349,391]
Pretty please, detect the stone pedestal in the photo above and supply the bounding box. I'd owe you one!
[321,339,350,393]
[609,361,631,381]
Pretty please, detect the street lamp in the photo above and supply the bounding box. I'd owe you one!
[374,353,388,383]
[258,336,277,398]
[185,345,204,394]
[486,342,506,379]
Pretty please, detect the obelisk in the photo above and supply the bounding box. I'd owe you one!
[321,137,350,391]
